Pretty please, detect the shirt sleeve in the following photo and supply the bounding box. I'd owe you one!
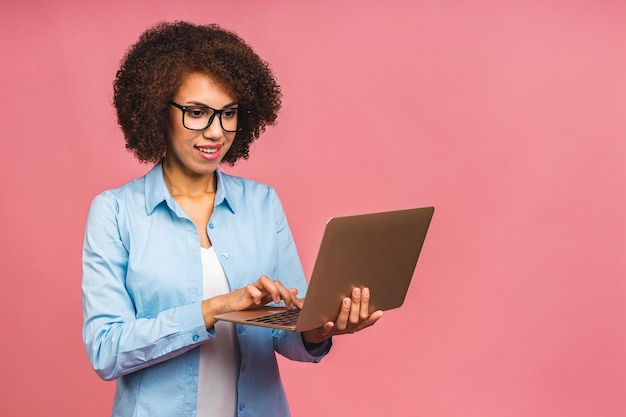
[81,193,212,381]
[273,330,332,362]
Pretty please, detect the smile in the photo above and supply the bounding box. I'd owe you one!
[194,144,223,161]
[195,145,220,154]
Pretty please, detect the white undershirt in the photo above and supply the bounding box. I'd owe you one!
[197,247,239,417]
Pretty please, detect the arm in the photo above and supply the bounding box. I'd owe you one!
[81,193,209,381]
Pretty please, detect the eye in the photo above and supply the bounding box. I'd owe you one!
[222,109,238,119]
[186,107,210,119]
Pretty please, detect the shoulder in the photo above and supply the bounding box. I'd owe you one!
[217,170,287,219]
[88,175,148,217]
[218,170,280,203]
[218,170,275,193]
[92,176,144,201]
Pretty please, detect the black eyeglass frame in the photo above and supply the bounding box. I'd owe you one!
[168,100,245,133]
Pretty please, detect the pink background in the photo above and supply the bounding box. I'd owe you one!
[1,1,625,416]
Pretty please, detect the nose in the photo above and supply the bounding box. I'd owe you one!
[202,115,223,140]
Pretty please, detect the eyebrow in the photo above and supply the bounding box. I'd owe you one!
[186,100,238,109]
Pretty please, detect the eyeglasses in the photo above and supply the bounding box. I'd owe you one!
[168,100,242,133]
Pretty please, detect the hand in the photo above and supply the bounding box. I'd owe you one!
[301,287,383,345]
[202,275,303,329]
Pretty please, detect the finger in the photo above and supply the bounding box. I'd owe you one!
[257,276,299,308]
[275,282,298,308]
[268,279,297,307]
[323,321,335,333]
[244,284,264,305]
[302,322,334,345]
[334,297,351,331]
[256,276,282,304]
[317,322,335,339]
[359,287,371,320]
[289,288,304,309]
[360,310,384,330]
[348,287,361,325]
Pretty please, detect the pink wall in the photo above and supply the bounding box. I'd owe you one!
[1,1,624,416]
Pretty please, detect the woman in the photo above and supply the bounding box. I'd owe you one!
[82,21,382,417]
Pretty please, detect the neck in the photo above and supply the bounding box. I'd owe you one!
[162,160,217,197]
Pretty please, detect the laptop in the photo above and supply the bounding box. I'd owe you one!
[213,206,434,332]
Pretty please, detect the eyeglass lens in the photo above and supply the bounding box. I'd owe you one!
[183,106,239,132]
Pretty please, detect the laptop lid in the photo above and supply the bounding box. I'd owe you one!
[214,206,434,331]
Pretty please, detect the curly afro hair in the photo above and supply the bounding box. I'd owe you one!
[113,21,282,165]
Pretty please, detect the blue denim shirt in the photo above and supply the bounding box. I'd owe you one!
[82,164,330,417]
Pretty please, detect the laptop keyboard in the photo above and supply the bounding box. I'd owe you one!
[246,308,301,326]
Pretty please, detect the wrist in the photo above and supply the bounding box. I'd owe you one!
[201,297,224,330]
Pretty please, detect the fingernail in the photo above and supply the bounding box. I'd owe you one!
[362,288,369,297]
[353,288,361,297]
[343,298,351,307]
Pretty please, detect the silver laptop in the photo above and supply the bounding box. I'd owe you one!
[213,206,434,332]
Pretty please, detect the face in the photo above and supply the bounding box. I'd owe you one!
[165,72,237,177]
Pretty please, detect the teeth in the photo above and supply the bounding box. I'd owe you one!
[197,147,217,154]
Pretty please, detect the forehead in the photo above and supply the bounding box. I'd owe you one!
[174,72,236,104]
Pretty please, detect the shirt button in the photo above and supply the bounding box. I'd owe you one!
[237,326,244,334]
[238,403,246,411]
[241,364,247,372]
[220,253,229,260]
[208,223,214,229]
[192,334,199,342]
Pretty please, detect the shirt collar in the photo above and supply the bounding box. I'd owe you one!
[214,169,236,214]
[144,164,168,215]
[144,163,236,215]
